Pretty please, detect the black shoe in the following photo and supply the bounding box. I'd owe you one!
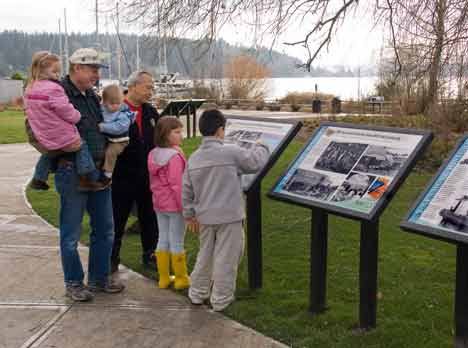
[29,178,49,191]
[110,261,119,274]
[142,252,157,271]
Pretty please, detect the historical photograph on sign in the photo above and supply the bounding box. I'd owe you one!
[224,118,295,189]
[366,176,390,201]
[314,141,368,174]
[331,172,376,202]
[407,139,468,237]
[438,196,468,233]
[272,125,425,216]
[354,145,409,177]
[283,169,340,201]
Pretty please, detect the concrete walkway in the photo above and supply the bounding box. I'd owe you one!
[0,143,288,348]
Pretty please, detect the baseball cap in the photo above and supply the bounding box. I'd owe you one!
[69,48,108,68]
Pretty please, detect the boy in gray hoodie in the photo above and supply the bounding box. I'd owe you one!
[182,109,269,311]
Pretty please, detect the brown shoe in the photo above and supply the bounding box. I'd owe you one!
[29,178,50,191]
[100,176,112,186]
[78,176,111,192]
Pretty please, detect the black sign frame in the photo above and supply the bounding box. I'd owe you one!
[224,115,302,289]
[401,134,468,245]
[268,122,433,222]
[400,134,468,348]
[224,116,303,193]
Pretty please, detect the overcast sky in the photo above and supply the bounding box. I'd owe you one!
[0,0,385,68]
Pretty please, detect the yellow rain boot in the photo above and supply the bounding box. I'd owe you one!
[171,252,190,290]
[155,251,171,289]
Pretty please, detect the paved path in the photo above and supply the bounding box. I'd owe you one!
[0,143,288,348]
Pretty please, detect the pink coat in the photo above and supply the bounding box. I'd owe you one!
[24,80,81,150]
[148,147,186,213]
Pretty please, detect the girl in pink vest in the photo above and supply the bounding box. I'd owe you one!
[25,51,107,191]
[148,116,189,290]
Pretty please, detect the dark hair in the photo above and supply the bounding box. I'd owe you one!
[198,109,226,136]
[154,116,183,147]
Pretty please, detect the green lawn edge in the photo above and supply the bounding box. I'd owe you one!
[25,137,456,347]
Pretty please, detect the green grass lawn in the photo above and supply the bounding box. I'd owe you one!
[26,137,456,348]
[0,109,27,144]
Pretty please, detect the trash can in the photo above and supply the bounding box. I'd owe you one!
[312,99,321,113]
[331,97,341,114]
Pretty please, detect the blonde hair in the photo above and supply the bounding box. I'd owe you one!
[28,51,60,86]
[102,84,123,104]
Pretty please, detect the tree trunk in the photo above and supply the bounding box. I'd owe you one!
[426,0,446,114]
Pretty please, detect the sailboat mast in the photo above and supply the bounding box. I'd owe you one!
[116,1,122,84]
[136,34,140,71]
[64,8,69,73]
[106,15,112,80]
[95,0,99,45]
[58,19,63,74]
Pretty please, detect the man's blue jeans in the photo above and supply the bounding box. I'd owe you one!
[54,161,114,286]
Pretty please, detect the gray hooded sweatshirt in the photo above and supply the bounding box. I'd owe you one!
[182,137,270,225]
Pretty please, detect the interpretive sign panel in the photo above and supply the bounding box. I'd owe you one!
[402,135,468,244]
[269,122,432,221]
[224,117,302,192]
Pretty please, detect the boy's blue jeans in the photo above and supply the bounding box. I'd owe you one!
[54,161,114,286]
[33,142,99,182]
[155,211,185,253]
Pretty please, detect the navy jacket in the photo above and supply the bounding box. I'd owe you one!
[113,102,160,180]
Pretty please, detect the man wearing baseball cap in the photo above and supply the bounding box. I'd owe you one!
[53,48,124,302]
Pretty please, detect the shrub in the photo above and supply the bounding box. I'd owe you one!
[290,104,301,112]
[10,71,25,81]
[224,55,270,100]
[280,91,335,105]
[267,103,281,111]
[301,113,464,171]
[255,100,265,110]
[191,80,223,104]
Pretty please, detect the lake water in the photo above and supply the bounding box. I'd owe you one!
[102,76,379,101]
[265,77,378,100]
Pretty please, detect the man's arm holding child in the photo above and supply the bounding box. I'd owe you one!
[234,142,270,174]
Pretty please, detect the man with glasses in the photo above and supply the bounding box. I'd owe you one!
[111,71,160,273]
[56,48,125,301]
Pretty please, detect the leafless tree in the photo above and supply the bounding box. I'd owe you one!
[108,0,362,70]
[377,0,468,110]
[112,0,468,111]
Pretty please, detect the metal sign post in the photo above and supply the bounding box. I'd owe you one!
[310,208,328,314]
[401,135,468,347]
[224,116,303,290]
[270,122,433,329]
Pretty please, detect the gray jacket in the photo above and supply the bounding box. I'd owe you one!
[182,137,270,225]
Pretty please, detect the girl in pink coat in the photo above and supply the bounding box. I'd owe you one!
[25,51,106,191]
[148,116,189,290]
